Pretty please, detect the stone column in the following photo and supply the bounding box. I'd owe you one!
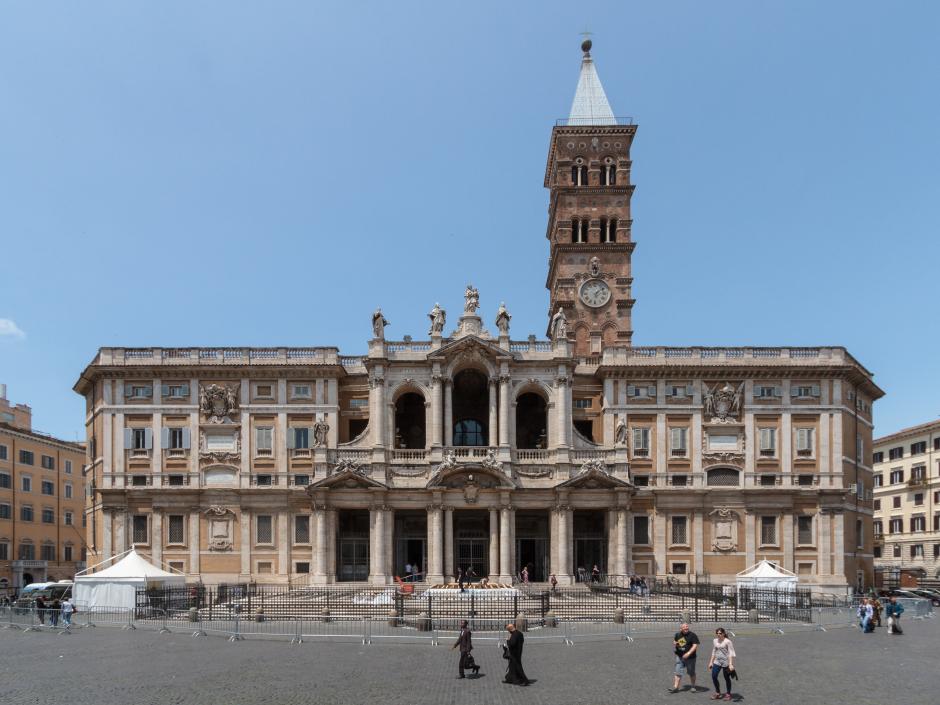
[385,507,395,578]
[833,511,845,578]
[102,510,113,561]
[818,511,832,577]
[618,508,629,575]
[498,374,510,448]
[782,512,794,572]
[151,512,162,564]
[431,374,443,448]
[603,378,615,446]
[693,511,704,575]
[370,506,387,584]
[499,505,514,583]
[489,507,500,580]
[427,504,444,584]
[444,380,453,447]
[488,379,498,447]
[371,368,385,448]
[556,507,572,584]
[327,509,337,581]
[278,510,289,577]
[152,411,163,476]
[781,408,793,477]
[189,510,200,574]
[240,508,252,577]
[313,506,327,584]
[444,507,454,581]
[607,509,618,575]
[656,412,667,477]
[555,375,570,448]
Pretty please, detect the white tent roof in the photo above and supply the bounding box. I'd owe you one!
[736,559,797,579]
[79,549,181,580]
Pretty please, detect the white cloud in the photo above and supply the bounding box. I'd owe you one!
[0,319,26,339]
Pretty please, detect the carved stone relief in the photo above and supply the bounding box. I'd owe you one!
[199,384,239,423]
[708,507,740,552]
[204,506,236,552]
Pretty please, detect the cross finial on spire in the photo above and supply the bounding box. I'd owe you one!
[580,29,593,55]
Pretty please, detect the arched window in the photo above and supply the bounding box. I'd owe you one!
[601,158,617,185]
[601,217,617,243]
[515,393,548,449]
[571,217,589,243]
[454,419,485,446]
[394,392,426,449]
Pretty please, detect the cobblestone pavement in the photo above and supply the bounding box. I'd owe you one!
[1,618,936,705]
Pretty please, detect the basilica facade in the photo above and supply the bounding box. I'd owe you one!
[75,42,881,593]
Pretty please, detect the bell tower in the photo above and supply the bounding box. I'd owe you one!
[544,40,637,354]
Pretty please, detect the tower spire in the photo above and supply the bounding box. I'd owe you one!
[568,38,616,125]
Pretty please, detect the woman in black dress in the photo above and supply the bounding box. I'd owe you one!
[503,624,532,685]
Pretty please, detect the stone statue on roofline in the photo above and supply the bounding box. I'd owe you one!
[428,303,446,335]
[495,302,511,336]
[464,284,480,314]
[372,308,388,339]
[549,307,568,341]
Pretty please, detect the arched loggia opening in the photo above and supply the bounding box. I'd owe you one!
[394,392,426,449]
[515,392,547,449]
[452,369,489,446]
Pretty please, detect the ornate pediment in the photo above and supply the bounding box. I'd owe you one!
[426,464,515,490]
[427,335,514,363]
[558,460,632,489]
[307,465,387,490]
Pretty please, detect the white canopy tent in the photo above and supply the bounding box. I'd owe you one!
[735,560,799,607]
[74,549,186,609]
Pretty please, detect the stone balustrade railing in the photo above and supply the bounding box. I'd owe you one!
[98,347,342,366]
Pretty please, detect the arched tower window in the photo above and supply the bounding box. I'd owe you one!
[601,217,617,243]
[571,158,588,186]
[601,157,617,186]
[571,217,589,243]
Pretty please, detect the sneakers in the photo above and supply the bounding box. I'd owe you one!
[667,688,680,694]
[723,695,732,701]
[711,694,722,700]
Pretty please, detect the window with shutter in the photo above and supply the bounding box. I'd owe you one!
[759,428,776,456]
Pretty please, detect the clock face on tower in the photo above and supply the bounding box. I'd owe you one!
[579,279,611,308]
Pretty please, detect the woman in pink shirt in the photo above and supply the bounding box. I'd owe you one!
[707,627,736,700]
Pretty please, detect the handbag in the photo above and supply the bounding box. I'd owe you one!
[501,645,509,660]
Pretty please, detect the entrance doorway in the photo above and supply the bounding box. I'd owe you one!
[515,511,550,581]
[573,510,607,580]
[394,511,427,580]
[336,510,369,582]
[453,510,490,578]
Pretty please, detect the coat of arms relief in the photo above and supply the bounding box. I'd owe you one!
[199,384,239,423]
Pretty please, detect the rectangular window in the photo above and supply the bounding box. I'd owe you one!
[911,516,926,532]
[64,511,73,526]
[760,516,777,545]
[64,545,73,562]
[873,520,882,536]
[893,544,901,558]
[19,450,34,465]
[668,384,693,398]
[633,516,650,545]
[127,384,153,399]
[18,543,35,560]
[911,441,927,455]
[0,473,9,489]
[890,469,904,484]
[255,427,273,454]
[632,428,650,457]
[20,505,33,521]
[914,492,924,506]
[873,474,883,487]
[42,508,54,524]
[856,519,864,548]
[755,385,779,399]
[911,466,926,482]
[291,427,310,450]
[131,475,149,487]
[295,562,310,574]
[133,428,148,450]
[132,515,149,544]
[255,474,273,486]
[21,475,31,492]
[874,499,881,511]
[797,516,814,545]
[0,543,8,560]
[671,562,687,575]
[41,480,54,495]
[888,447,903,460]
[792,385,820,398]
[256,515,273,544]
[40,545,56,561]
[294,515,311,544]
[935,437,940,451]
[349,398,369,408]
[628,384,657,399]
[889,517,903,533]
[759,428,777,456]
[0,444,6,460]
[64,459,72,474]
[64,483,73,499]
[872,451,884,464]
[911,544,924,559]
[0,503,10,519]
[254,383,274,398]
[168,515,185,544]
[669,427,688,457]
[671,516,688,545]
[41,455,55,470]
[798,474,815,486]
[760,474,777,486]
[163,383,190,399]
[892,496,901,508]
[795,428,814,456]
[573,398,593,409]
[169,427,185,449]
[291,384,312,399]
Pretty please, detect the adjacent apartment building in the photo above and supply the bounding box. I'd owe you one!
[74,41,882,594]
[0,384,87,592]
[873,420,940,585]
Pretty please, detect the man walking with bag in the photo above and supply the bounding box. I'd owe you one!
[885,597,904,635]
[452,620,478,678]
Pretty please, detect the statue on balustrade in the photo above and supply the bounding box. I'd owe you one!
[428,303,447,335]
[313,419,330,447]
[615,420,628,447]
[372,308,389,339]
[495,302,511,335]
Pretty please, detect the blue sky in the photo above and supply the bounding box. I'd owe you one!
[1,1,938,441]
